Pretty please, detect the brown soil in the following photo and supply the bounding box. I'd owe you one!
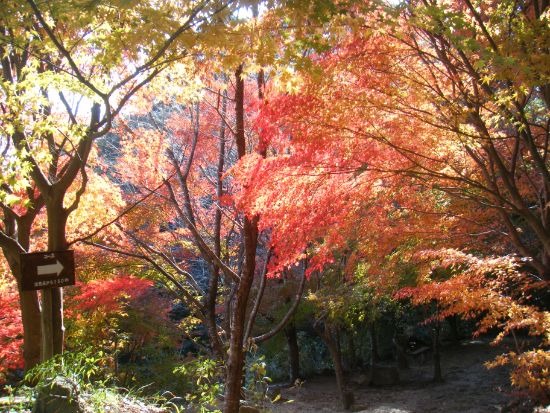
[266,339,518,413]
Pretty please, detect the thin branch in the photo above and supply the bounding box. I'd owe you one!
[164,178,240,282]
[68,171,176,246]
[86,241,206,316]
[252,263,306,345]
[26,0,107,98]
[244,249,272,343]
[0,230,26,255]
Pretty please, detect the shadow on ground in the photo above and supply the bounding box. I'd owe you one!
[268,340,514,413]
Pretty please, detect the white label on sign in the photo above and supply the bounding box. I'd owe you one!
[37,260,64,277]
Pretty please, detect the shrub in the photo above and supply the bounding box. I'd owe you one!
[173,356,223,413]
[0,277,23,386]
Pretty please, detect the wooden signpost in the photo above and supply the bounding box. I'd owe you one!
[20,251,75,291]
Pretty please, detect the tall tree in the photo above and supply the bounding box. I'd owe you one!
[103,66,305,412]
[0,0,244,363]
[233,0,549,396]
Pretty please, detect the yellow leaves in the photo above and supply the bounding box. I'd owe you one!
[487,350,550,404]
[87,0,138,9]
[66,166,126,241]
[179,315,202,332]
[135,60,203,112]
[273,67,303,94]
[177,32,198,50]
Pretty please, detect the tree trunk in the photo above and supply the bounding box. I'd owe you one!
[224,331,246,413]
[19,289,42,368]
[223,245,255,413]
[205,89,228,359]
[432,321,443,382]
[2,212,43,370]
[40,290,55,361]
[447,315,461,345]
[285,321,301,384]
[42,198,68,359]
[50,287,64,355]
[394,332,409,370]
[320,324,352,410]
[370,322,380,364]
[346,332,357,371]
[205,266,223,358]
[11,260,42,369]
[222,66,259,413]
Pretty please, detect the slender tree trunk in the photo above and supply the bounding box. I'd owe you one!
[8,260,42,369]
[448,315,460,345]
[370,322,380,364]
[224,305,247,413]
[285,321,301,384]
[42,198,68,359]
[206,267,223,358]
[223,217,257,413]
[50,287,63,355]
[223,256,253,412]
[223,282,235,337]
[432,321,443,382]
[17,219,43,367]
[347,332,357,371]
[2,211,43,369]
[40,291,54,361]
[322,324,351,410]
[205,89,228,359]
[222,66,260,413]
[394,332,409,370]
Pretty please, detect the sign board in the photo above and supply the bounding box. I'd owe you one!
[20,251,75,291]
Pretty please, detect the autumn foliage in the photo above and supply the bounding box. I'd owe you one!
[69,276,154,314]
[0,0,548,410]
[232,0,550,403]
[396,250,547,338]
[489,350,550,404]
[393,249,549,402]
[66,275,174,354]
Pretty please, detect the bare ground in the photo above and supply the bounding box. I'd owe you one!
[266,340,524,413]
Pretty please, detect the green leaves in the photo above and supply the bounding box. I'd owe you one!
[24,348,112,388]
[0,144,33,209]
[173,356,223,413]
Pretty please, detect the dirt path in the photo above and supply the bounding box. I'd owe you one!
[267,340,515,413]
